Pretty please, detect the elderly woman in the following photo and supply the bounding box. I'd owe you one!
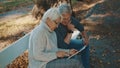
[28,8,83,68]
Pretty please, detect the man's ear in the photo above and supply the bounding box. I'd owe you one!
[46,17,51,23]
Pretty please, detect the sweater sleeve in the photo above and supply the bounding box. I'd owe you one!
[31,31,57,62]
[58,48,69,53]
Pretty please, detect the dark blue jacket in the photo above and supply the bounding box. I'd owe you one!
[55,17,84,48]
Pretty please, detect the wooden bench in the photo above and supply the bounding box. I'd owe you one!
[0,33,30,68]
[0,30,85,68]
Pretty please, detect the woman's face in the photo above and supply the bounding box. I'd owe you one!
[62,13,71,25]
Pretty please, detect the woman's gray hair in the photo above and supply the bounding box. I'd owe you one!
[58,3,72,14]
[41,8,61,22]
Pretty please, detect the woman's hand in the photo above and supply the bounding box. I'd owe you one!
[64,33,72,44]
[67,23,75,31]
[56,51,69,58]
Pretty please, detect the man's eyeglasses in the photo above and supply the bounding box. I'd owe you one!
[53,20,60,25]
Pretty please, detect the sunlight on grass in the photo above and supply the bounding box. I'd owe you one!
[73,0,103,12]
[0,15,38,38]
[0,15,38,50]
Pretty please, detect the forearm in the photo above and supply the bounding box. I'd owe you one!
[64,33,72,44]
[33,51,57,62]
[81,31,88,39]
[81,31,89,45]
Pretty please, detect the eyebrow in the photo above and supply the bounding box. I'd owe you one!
[63,17,70,20]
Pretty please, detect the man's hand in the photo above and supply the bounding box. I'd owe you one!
[69,49,78,55]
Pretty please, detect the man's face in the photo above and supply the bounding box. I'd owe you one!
[52,17,61,29]
[47,17,61,31]
[62,13,71,25]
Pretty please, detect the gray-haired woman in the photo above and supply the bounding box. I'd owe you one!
[28,8,83,68]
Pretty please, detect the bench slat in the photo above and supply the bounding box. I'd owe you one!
[0,33,30,68]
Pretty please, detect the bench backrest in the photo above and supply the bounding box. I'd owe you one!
[0,33,30,68]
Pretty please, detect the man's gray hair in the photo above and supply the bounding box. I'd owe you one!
[42,8,61,22]
[58,3,72,14]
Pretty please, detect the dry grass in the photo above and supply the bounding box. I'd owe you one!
[0,15,38,50]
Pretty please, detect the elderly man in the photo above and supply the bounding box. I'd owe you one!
[55,4,90,68]
[28,8,84,68]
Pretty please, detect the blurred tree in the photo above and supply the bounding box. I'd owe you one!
[32,0,71,20]
[31,0,101,20]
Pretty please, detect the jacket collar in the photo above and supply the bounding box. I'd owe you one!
[40,20,53,32]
